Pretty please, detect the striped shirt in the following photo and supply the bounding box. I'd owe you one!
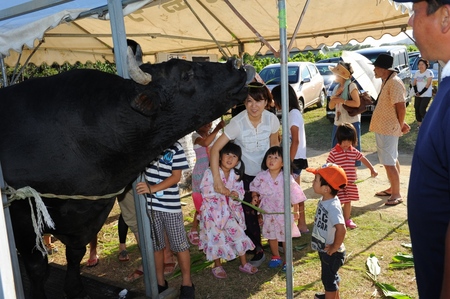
[145,142,189,213]
[327,144,363,203]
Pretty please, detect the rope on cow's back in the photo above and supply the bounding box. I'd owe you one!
[2,185,125,257]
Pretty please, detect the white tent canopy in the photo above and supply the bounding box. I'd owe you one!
[0,0,411,66]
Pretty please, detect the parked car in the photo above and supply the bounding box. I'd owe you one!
[409,52,440,94]
[315,62,337,94]
[258,62,326,114]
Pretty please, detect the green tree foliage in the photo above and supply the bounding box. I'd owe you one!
[3,60,117,85]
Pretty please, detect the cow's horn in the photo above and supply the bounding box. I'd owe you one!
[244,64,256,84]
[127,47,152,85]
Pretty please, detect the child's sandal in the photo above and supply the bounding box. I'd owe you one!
[211,266,227,279]
[239,263,258,274]
[187,230,199,245]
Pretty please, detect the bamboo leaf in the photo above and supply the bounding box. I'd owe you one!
[388,262,414,269]
[366,254,381,279]
[375,282,412,299]
[392,253,413,262]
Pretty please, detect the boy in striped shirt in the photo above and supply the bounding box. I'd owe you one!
[136,141,195,298]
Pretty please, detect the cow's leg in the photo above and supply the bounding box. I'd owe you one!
[64,245,89,299]
[10,200,50,299]
[21,248,50,299]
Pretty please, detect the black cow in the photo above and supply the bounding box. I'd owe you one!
[0,48,253,299]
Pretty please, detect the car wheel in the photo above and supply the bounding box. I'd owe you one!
[317,90,326,108]
[298,99,305,113]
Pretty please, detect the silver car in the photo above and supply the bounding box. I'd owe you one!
[259,62,326,113]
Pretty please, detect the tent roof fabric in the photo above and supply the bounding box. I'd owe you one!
[0,0,412,65]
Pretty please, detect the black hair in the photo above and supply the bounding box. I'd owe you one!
[319,176,339,196]
[271,84,301,111]
[336,122,358,146]
[248,82,273,103]
[219,142,245,181]
[418,58,430,68]
[261,146,283,171]
[427,0,444,14]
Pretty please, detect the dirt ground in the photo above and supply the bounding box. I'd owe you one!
[46,148,412,298]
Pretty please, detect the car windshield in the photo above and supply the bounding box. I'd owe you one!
[259,66,300,84]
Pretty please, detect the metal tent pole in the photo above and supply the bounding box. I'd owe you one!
[0,162,25,298]
[108,1,157,297]
[278,0,294,298]
[108,0,129,79]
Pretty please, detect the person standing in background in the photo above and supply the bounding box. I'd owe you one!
[328,62,362,167]
[369,54,410,205]
[411,58,433,128]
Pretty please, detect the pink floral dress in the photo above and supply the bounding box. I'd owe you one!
[198,168,255,261]
[250,170,307,241]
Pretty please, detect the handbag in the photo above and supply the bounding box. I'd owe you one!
[343,84,374,117]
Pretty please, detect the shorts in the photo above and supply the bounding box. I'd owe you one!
[117,189,138,234]
[147,209,190,252]
[319,251,345,292]
[375,133,398,166]
[292,158,308,175]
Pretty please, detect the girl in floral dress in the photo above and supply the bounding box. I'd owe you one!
[250,146,307,271]
[199,142,258,278]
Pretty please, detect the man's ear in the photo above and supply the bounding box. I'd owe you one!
[440,5,450,33]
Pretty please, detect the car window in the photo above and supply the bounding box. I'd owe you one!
[300,65,311,81]
[287,66,299,84]
[259,67,280,85]
[307,64,318,77]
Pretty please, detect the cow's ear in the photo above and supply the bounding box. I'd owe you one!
[131,91,160,117]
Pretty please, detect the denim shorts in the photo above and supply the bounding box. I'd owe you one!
[319,251,345,292]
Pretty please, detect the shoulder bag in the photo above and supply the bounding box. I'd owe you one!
[343,83,374,117]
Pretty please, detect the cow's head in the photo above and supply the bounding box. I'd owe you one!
[127,47,254,123]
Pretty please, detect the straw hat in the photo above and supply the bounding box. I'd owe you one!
[328,64,351,80]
